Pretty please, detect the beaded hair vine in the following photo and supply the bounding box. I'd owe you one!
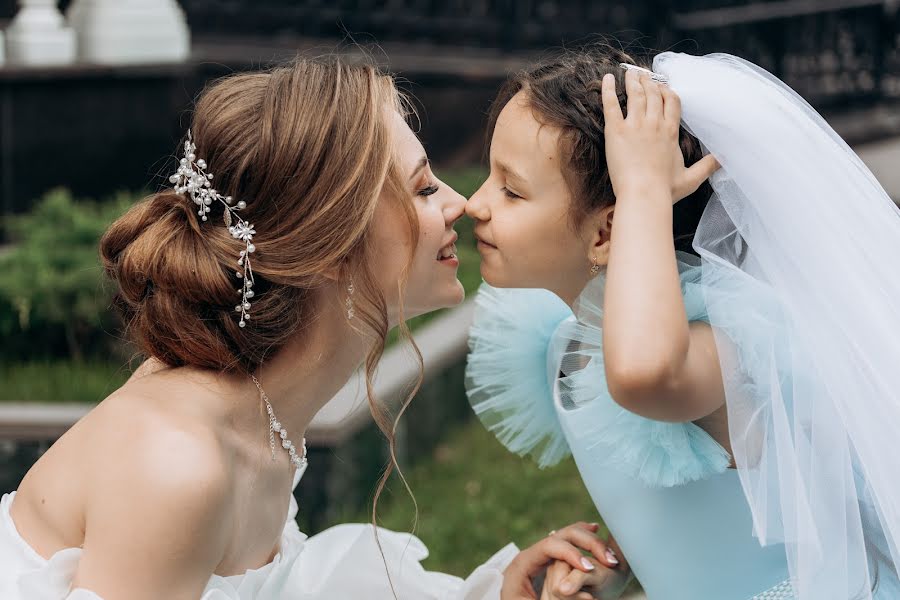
[169,130,256,328]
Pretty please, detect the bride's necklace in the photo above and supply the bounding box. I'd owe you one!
[251,374,308,470]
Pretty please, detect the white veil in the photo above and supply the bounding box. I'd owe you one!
[653,52,900,599]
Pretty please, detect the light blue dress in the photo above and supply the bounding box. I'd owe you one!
[466,252,898,600]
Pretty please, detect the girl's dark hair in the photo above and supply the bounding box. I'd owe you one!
[486,43,712,253]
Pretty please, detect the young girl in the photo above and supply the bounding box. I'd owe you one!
[0,56,607,599]
[466,47,900,600]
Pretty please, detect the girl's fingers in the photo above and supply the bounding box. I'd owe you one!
[600,73,624,126]
[661,83,682,132]
[624,68,645,120]
[552,525,616,568]
[555,567,590,597]
[684,154,721,190]
[541,561,570,600]
[641,74,663,122]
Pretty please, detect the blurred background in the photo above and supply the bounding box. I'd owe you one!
[1,0,899,588]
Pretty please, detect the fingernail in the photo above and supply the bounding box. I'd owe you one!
[605,549,619,565]
[561,582,576,594]
[590,522,600,528]
[581,557,595,570]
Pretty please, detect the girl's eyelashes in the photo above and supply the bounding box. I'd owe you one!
[501,186,523,199]
[417,183,439,197]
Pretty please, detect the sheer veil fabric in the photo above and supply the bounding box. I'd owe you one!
[654,52,900,599]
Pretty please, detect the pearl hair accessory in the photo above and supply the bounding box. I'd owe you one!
[169,130,256,328]
[619,62,669,85]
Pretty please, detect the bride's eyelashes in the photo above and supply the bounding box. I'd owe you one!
[417,183,439,197]
[501,186,523,199]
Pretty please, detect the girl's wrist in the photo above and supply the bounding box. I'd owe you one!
[613,180,672,205]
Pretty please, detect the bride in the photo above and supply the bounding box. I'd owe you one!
[0,56,609,599]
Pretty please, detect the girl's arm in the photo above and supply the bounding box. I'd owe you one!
[599,70,723,423]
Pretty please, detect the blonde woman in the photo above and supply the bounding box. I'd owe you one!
[0,57,606,599]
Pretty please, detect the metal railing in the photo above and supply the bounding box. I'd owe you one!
[667,0,900,109]
[179,0,652,50]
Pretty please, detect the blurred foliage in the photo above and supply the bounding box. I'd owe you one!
[0,188,135,362]
[0,360,132,403]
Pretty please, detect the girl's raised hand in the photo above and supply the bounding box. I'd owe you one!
[600,69,719,204]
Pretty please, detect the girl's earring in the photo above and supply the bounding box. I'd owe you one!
[590,260,601,275]
[345,278,355,320]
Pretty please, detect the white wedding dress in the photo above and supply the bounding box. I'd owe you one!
[0,466,517,599]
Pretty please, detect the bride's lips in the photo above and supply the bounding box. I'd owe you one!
[436,232,459,266]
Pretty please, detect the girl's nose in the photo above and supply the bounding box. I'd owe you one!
[465,184,490,221]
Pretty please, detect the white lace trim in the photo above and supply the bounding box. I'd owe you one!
[748,579,795,600]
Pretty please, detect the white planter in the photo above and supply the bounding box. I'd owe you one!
[5,0,76,67]
[66,0,190,65]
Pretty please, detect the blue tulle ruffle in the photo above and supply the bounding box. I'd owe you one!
[555,254,732,488]
[466,252,735,487]
[465,284,573,468]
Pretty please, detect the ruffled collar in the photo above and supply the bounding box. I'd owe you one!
[552,253,732,487]
[465,252,732,488]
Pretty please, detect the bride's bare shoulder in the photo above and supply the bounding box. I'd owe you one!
[65,368,236,517]
[87,372,233,489]
[69,386,235,597]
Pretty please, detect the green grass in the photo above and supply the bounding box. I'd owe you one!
[351,417,604,577]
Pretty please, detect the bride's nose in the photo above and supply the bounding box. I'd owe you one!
[443,188,466,226]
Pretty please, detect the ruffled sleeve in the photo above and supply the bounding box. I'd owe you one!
[465,283,574,468]
[555,253,733,488]
[289,524,518,599]
[1,490,515,600]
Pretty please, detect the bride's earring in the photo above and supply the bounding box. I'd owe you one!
[590,259,601,275]
[345,278,355,319]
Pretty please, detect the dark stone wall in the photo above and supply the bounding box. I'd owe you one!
[0,64,195,215]
[0,58,506,216]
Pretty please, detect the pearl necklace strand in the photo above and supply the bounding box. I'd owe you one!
[251,374,308,470]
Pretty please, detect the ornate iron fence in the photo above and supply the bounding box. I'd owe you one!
[174,0,900,109]
[179,0,653,50]
[666,0,900,109]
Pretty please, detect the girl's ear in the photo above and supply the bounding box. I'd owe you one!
[587,205,615,266]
